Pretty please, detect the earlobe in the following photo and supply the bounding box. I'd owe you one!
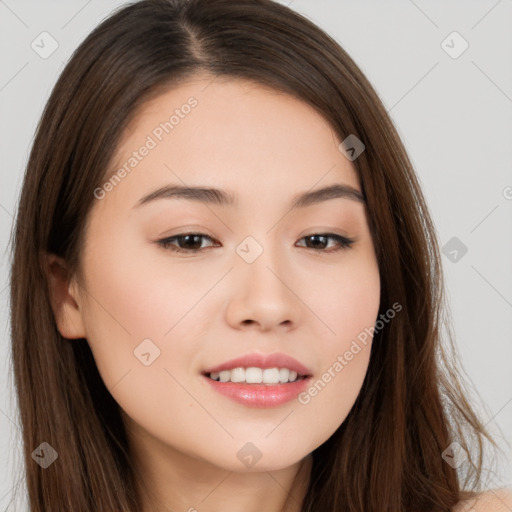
[44,253,87,340]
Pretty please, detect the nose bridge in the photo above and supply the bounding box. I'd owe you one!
[228,233,299,329]
[236,234,285,291]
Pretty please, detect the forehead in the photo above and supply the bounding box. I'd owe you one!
[102,76,360,209]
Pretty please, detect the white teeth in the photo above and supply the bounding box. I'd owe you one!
[219,370,230,382]
[207,366,303,384]
[245,367,262,383]
[262,368,280,384]
[230,367,245,383]
[279,368,289,383]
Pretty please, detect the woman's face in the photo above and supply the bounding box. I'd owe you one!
[67,75,380,473]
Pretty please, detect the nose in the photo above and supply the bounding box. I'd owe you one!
[224,243,302,332]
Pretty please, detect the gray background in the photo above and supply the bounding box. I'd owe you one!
[1,0,511,507]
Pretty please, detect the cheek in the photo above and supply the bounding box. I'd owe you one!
[297,258,380,433]
[305,246,381,342]
[77,232,205,389]
[77,242,210,445]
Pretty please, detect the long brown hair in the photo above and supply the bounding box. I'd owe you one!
[9,0,497,510]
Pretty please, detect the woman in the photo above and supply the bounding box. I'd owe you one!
[9,0,511,510]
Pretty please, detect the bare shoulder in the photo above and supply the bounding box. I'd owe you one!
[453,488,512,512]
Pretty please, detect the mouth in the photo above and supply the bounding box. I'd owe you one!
[203,367,309,385]
[201,352,312,408]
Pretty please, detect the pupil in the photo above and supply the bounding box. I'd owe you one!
[182,235,202,249]
[308,235,326,249]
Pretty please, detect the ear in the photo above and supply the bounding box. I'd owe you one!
[44,253,87,339]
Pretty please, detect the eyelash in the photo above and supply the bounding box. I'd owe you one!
[156,232,355,254]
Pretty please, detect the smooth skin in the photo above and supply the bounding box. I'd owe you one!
[46,75,511,512]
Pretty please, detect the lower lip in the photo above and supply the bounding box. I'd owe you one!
[203,375,311,408]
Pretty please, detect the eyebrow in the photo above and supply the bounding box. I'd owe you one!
[133,183,365,210]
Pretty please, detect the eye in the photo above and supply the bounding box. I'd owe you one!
[295,233,355,253]
[156,232,354,254]
[156,233,219,253]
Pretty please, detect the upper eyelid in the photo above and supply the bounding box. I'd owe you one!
[159,232,350,240]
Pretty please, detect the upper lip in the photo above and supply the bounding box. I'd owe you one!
[203,352,312,376]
